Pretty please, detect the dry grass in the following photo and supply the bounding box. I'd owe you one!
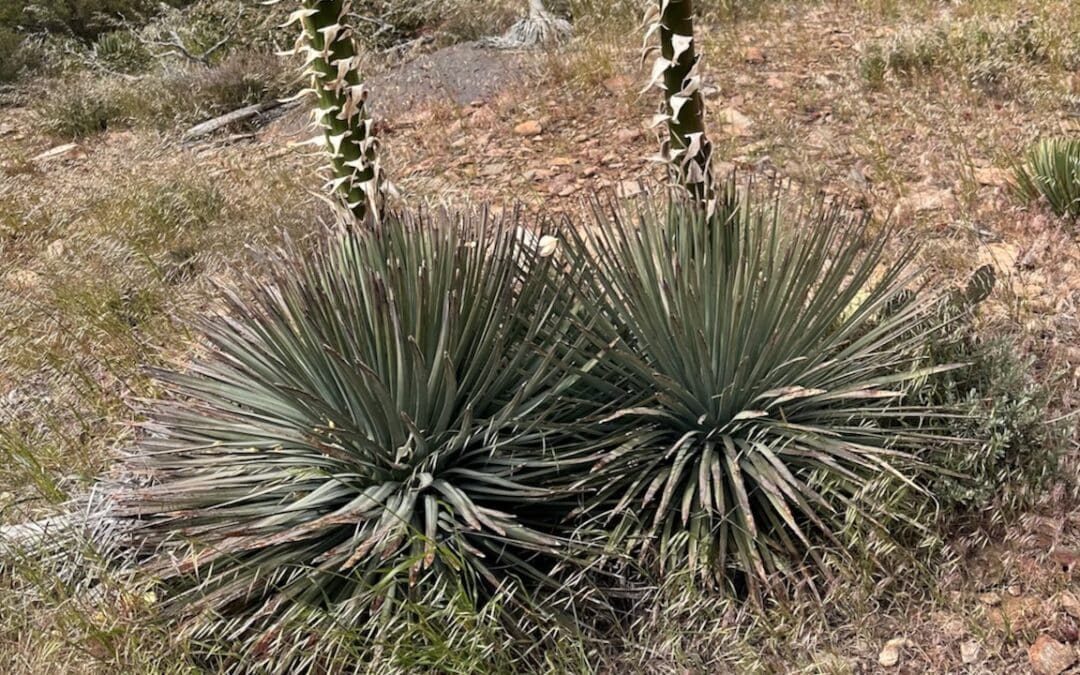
[33,52,294,140]
[2,0,1079,672]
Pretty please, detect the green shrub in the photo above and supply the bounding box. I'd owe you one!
[0,27,27,82]
[559,187,958,594]
[1013,138,1080,220]
[857,15,1064,92]
[144,0,292,64]
[5,0,173,39]
[919,326,1067,521]
[35,51,291,139]
[90,30,152,74]
[115,210,592,670]
[149,51,293,122]
[34,73,126,138]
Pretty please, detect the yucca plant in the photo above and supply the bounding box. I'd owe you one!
[1013,137,1080,219]
[558,185,958,593]
[116,210,594,669]
[483,0,572,49]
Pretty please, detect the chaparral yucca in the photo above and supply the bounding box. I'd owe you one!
[117,210,592,669]
[1013,137,1080,220]
[560,185,958,594]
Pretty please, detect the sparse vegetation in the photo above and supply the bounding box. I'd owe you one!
[34,52,291,138]
[857,14,1078,94]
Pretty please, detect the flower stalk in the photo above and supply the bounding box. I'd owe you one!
[283,0,387,222]
[643,0,715,213]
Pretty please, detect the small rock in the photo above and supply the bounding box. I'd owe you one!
[615,128,641,143]
[4,269,41,291]
[537,235,559,257]
[765,75,787,90]
[32,143,82,163]
[46,239,67,259]
[480,162,507,177]
[617,180,644,198]
[974,166,1013,188]
[979,591,1003,606]
[878,637,910,668]
[895,187,953,218]
[979,243,1020,273]
[1059,591,1080,619]
[550,156,576,167]
[847,165,870,190]
[582,166,599,178]
[0,123,14,136]
[961,640,981,664]
[513,121,543,137]
[744,46,766,64]
[602,75,633,95]
[719,107,753,137]
[990,595,1044,632]
[1051,547,1080,572]
[548,174,577,197]
[1028,636,1077,675]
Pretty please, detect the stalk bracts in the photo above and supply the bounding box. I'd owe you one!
[643,0,715,214]
[282,0,387,223]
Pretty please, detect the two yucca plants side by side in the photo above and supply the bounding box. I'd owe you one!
[116,189,972,669]
[104,1,991,671]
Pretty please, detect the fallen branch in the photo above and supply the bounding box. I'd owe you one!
[181,100,287,142]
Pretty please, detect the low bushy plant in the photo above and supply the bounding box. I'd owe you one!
[90,30,152,74]
[918,324,1068,522]
[856,15,1069,93]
